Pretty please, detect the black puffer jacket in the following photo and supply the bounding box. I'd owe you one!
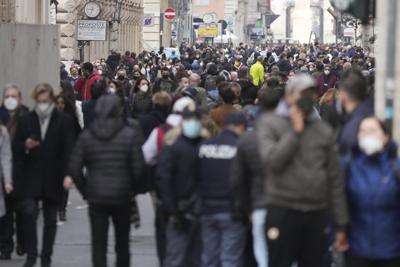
[68,95,145,205]
[231,130,265,215]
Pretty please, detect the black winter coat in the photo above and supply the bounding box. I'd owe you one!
[237,80,259,106]
[231,131,265,215]
[13,110,75,203]
[139,110,167,140]
[68,117,145,205]
[198,130,239,214]
[156,135,202,214]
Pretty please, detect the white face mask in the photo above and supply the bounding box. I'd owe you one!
[140,84,149,93]
[324,70,330,76]
[4,97,18,111]
[37,102,51,113]
[108,87,116,94]
[358,136,384,155]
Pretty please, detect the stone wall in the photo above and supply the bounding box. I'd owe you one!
[0,0,15,22]
[59,0,143,62]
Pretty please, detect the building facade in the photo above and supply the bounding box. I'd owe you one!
[174,0,193,45]
[142,0,173,51]
[1,0,144,63]
[269,0,336,44]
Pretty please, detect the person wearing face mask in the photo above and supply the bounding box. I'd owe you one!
[317,64,337,98]
[0,84,27,261]
[154,67,178,94]
[115,69,131,97]
[156,107,203,267]
[342,117,400,267]
[131,70,142,84]
[256,74,349,267]
[74,62,103,101]
[14,84,75,267]
[130,78,153,119]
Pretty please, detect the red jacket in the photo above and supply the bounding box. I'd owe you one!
[74,73,102,101]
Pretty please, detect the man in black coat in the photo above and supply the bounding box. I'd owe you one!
[156,108,203,267]
[13,84,75,267]
[0,83,29,260]
[66,94,145,267]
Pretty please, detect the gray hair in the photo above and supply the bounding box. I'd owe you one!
[3,83,22,97]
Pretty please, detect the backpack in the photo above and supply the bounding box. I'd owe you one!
[204,74,218,91]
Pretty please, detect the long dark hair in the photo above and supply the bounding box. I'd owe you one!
[55,94,76,118]
[133,78,150,94]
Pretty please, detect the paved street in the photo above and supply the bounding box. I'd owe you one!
[2,189,158,267]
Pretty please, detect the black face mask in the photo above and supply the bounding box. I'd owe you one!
[118,75,125,81]
[133,76,140,80]
[162,74,170,79]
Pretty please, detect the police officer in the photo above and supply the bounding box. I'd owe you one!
[198,112,247,267]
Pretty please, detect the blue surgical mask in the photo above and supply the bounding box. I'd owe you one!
[182,119,201,139]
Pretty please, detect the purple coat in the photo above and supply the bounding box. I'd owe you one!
[317,73,337,97]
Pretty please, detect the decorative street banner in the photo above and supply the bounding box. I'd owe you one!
[77,20,107,41]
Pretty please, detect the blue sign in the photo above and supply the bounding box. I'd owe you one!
[144,15,154,26]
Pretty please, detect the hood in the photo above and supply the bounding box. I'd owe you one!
[89,95,124,140]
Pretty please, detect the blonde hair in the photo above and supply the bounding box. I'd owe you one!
[319,88,338,106]
[31,83,55,100]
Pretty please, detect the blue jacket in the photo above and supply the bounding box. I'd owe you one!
[198,130,238,214]
[344,147,400,260]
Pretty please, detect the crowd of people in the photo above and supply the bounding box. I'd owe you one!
[0,41,399,267]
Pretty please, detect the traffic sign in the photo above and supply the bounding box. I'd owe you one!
[164,8,176,20]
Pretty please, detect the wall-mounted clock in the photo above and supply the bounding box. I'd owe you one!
[84,1,101,19]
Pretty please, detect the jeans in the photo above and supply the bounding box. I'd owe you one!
[201,212,247,267]
[0,197,24,255]
[164,217,201,267]
[252,209,268,267]
[89,203,131,267]
[20,198,58,264]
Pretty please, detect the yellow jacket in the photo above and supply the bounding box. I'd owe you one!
[250,61,265,86]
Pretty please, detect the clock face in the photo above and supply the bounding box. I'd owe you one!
[85,2,101,18]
